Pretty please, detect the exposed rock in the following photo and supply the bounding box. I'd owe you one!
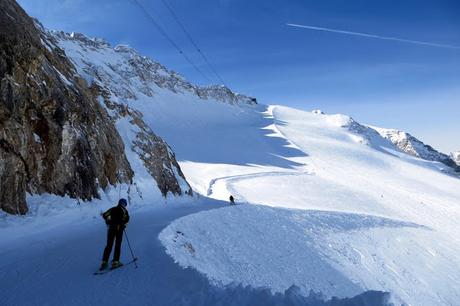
[0,0,191,214]
[50,29,194,197]
[102,94,192,196]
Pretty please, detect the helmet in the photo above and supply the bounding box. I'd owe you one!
[118,198,128,207]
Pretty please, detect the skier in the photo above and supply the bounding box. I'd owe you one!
[99,199,130,270]
[229,195,235,205]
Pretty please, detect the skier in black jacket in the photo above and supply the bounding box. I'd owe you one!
[99,199,130,270]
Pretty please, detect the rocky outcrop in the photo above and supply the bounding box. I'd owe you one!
[0,0,191,214]
[102,94,192,197]
[0,0,134,214]
[48,30,194,198]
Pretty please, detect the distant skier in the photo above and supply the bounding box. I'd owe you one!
[229,195,235,205]
[99,199,130,271]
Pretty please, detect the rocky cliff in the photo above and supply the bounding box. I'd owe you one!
[0,0,191,214]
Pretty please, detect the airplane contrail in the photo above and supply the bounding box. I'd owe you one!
[287,23,460,50]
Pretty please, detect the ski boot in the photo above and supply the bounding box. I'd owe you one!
[99,261,108,271]
[111,261,123,269]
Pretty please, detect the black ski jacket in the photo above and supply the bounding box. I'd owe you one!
[102,205,130,228]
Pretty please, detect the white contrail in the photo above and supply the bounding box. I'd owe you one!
[287,23,460,50]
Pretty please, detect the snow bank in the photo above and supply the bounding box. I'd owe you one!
[160,205,431,304]
[169,284,393,306]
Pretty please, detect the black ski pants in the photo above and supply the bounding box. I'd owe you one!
[102,225,124,262]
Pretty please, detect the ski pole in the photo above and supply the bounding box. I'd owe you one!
[124,229,138,268]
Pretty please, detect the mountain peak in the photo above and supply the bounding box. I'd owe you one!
[373,127,459,172]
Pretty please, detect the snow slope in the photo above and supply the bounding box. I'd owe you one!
[158,106,460,306]
[0,197,393,306]
[3,86,455,305]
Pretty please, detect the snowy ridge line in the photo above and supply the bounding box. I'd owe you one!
[370,125,460,174]
[46,28,257,106]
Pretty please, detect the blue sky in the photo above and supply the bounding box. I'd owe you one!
[18,0,460,153]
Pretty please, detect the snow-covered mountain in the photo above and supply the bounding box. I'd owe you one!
[451,151,460,166]
[372,127,460,172]
[46,31,256,106]
[2,1,460,306]
[308,112,460,175]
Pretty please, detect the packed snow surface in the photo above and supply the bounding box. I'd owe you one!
[0,197,392,306]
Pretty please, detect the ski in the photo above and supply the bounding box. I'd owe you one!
[94,258,138,275]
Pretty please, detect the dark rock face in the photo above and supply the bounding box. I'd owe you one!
[0,0,191,214]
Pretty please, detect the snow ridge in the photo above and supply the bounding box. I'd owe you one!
[47,30,257,106]
[373,127,460,172]
[313,110,460,175]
